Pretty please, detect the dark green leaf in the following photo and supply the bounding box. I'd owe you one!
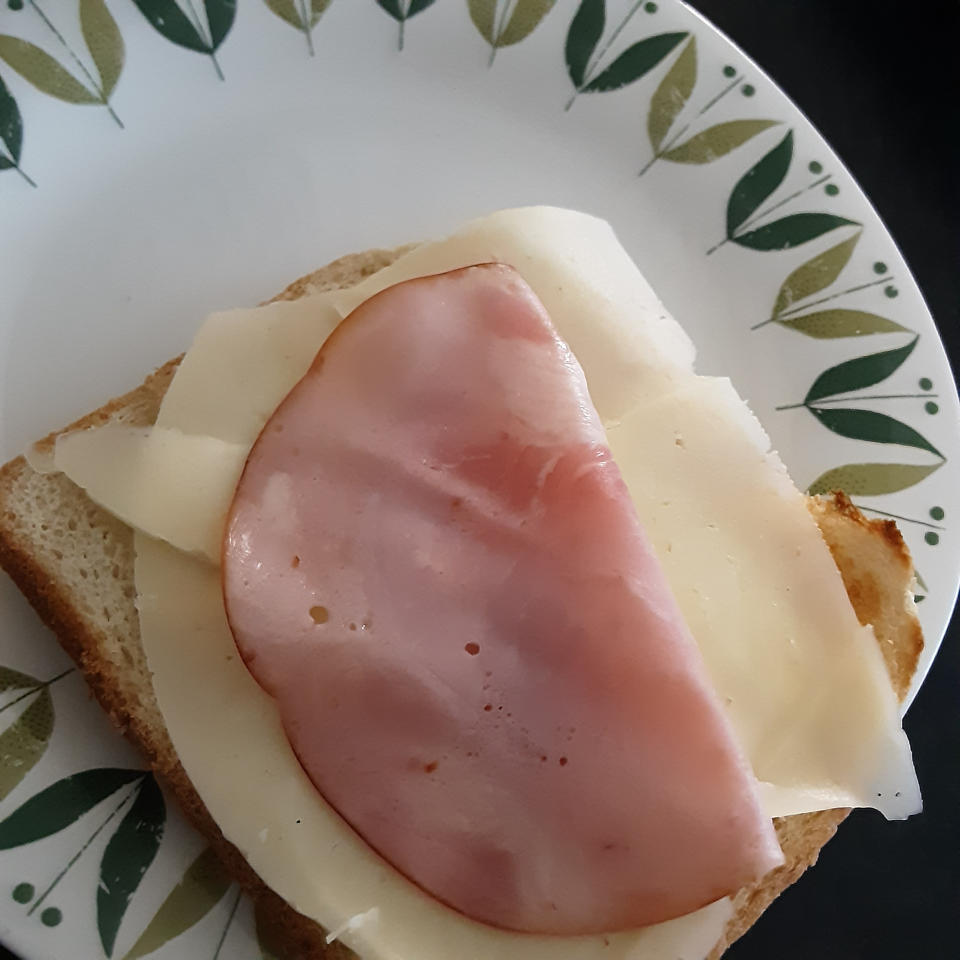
[565,0,604,89]
[734,213,859,251]
[0,156,13,170]
[0,690,53,801]
[499,0,556,46]
[99,776,166,957]
[805,336,918,403]
[80,0,125,98]
[807,461,943,497]
[0,37,99,104]
[779,309,910,339]
[647,36,696,151]
[377,0,434,18]
[584,32,687,92]
[122,847,232,960]
[810,408,942,458]
[0,767,142,849]
[204,0,237,49]
[0,73,24,164]
[0,665,36,695]
[772,231,860,316]
[661,118,778,163]
[129,0,208,52]
[726,129,793,237]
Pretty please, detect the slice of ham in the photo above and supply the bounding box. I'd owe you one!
[222,264,783,935]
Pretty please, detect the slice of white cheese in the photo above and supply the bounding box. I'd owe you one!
[155,294,343,444]
[334,207,696,423]
[55,426,246,563]
[135,533,733,960]
[606,378,919,819]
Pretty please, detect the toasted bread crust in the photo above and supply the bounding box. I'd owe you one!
[0,249,922,960]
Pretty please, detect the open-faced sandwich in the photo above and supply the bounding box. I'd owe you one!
[0,207,923,959]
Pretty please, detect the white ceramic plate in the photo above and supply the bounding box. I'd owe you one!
[0,2,957,958]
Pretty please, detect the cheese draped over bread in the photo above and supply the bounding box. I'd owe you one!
[53,207,920,960]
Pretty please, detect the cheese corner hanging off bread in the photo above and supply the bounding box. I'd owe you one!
[0,242,922,960]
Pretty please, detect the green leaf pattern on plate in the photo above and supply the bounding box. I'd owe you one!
[583,31,687,92]
[564,0,604,89]
[375,0,438,50]
[0,36,99,104]
[469,0,557,60]
[0,767,143,848]
[807,461,943,497]
[779,309,909,339]
[80,0,125,99]
[805,337,918,404]
[811,407,942,459]
[726,128,793,236]
[0,685,54,801]
[122,846,232,960]
[98,775,166,957]
[646,35,696,152]
[265,0,333,53]
[661,118,778,164]
[733,211,859,251]
[0,72,25,169]
[772,231,862,316]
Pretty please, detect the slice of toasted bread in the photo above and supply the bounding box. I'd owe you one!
[0,248,922,960]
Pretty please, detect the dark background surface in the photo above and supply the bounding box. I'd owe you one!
[692,2,960,960]
[2,1,957,958]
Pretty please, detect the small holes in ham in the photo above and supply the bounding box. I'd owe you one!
[309,605,329,625]
[291,555,300,569]
[464,642,480,656]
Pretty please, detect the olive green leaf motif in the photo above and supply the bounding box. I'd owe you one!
[659,119,779,164]
[709,130,858,252]
[0,666,62,799]
[807,461,943,497]
[754,231,911,337]
[375,0,438,52]
[98,775,166,956]
[0,73,34,186]
[777,336,946,497]
[122,846,233,960]
[0,767,164,945]
[640,37,779,174]
[646,34,696,153]
[130,0,236,80]
[264,0,333,56]
[0,0,125,127]
[468,0,557,65]
[778,310,909,339]
[564,0,687,110]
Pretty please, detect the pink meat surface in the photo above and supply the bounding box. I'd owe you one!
[222,264,783,935]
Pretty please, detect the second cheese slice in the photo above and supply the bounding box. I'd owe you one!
[222,264,783,936]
